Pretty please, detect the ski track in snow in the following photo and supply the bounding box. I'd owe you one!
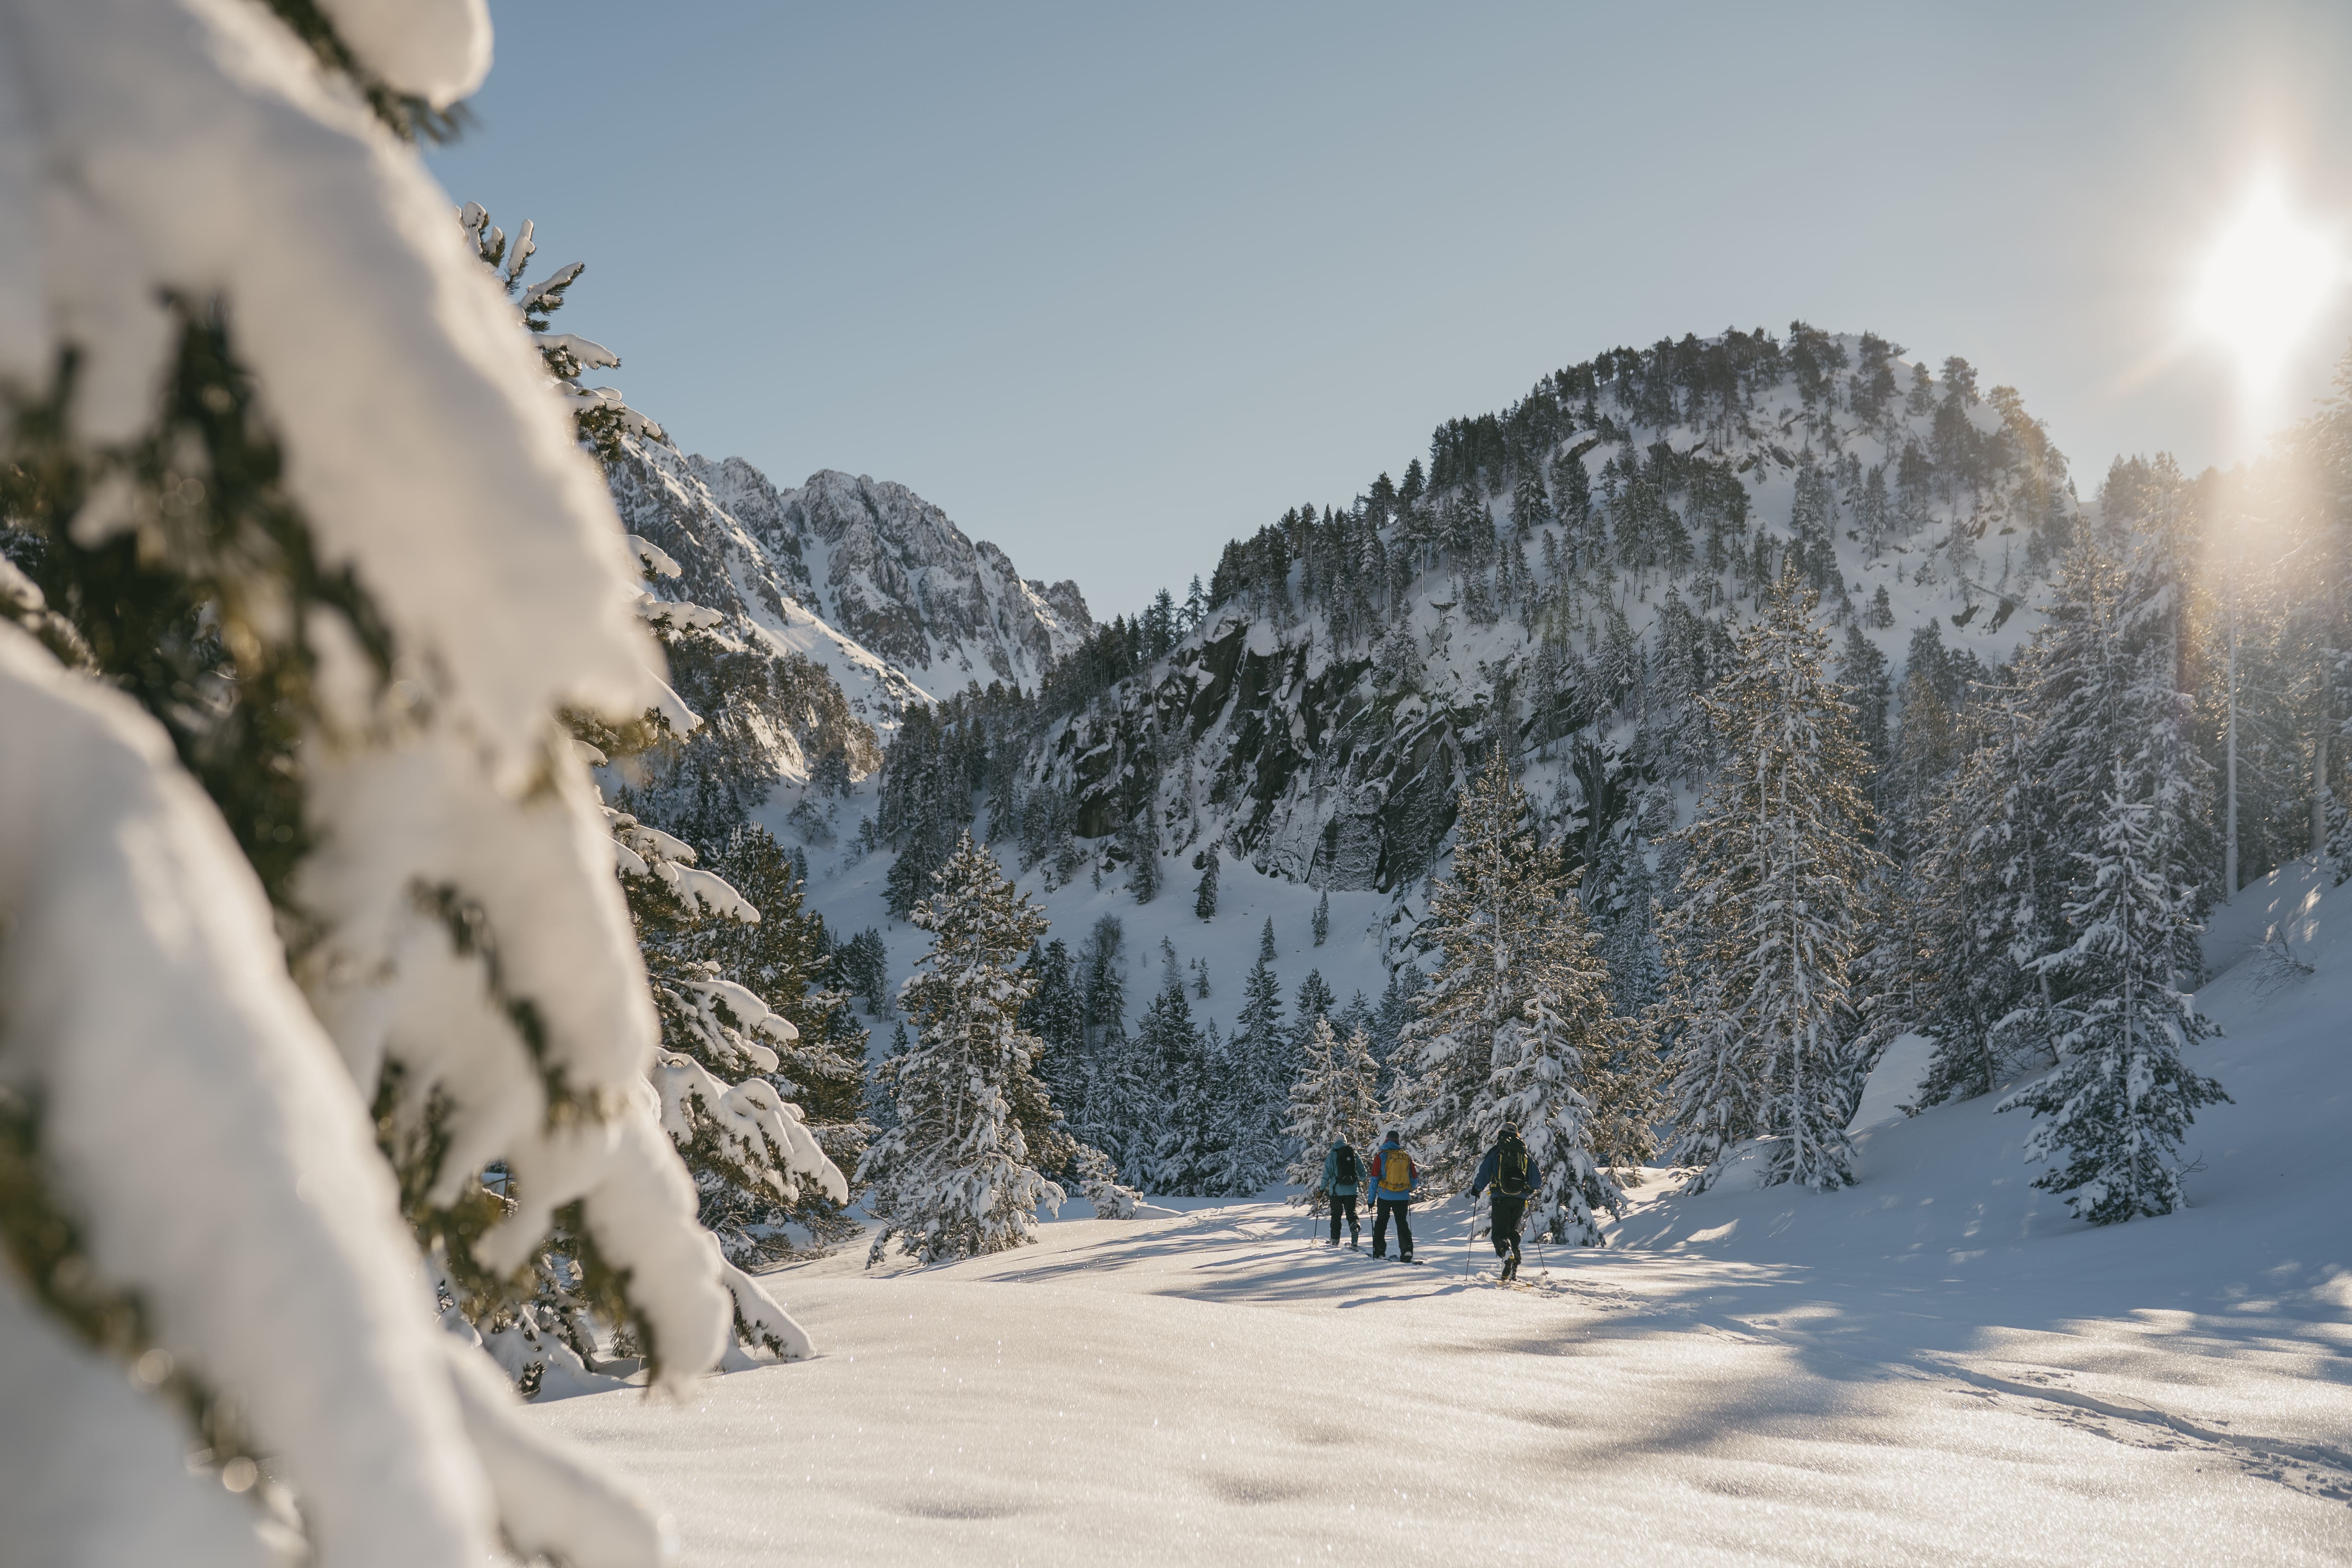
[531,853,2352,1565]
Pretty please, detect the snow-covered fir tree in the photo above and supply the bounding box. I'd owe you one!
[1998,764,2230,1222]
[1394,752,1641,1199]
[1221,919,1290,1187]
[1020,938,1088,1133]
[1283,1017,1384,1209]
[1073,913,1145,1166]
[1136,965,1223,1193]
[0,4,812,1557]
[1487,954,1627,1246]
[1071,1144,1144,1219]
[862,833,1067,1263]
[1911,688,2058,1103]
[1665,567,1883,1192]
[1194,844,1220,918]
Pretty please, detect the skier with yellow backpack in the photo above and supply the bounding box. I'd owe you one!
[1368,1129,1418,1262]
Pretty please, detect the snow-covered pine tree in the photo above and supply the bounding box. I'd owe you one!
[2000,763,2229,1222]
[1393,751,1634,1199]
[1912,689,2060,1103]
[1223,920,1290,1188]
[1600,840,1668,1017]
[1071,1144,1143,1219]
[1293,968,1338,1048]
[1664,565,1882,1192]
[1312,889,1331,945]
[697,822,872,1194]
[1020,938,1088,1132]
[1193,844,1220,918]
[0,5,748,1558]
[458,203,663,458]
[1282,1018,1384,1209]
[1127,811,1162,903]
[588,538,865,1278]
[1076,914,1138,1165]
[1369,965,1423,1096]
[1137,968,1223,1193]
[862,833,1067,1263]
[1486,957,1626,1246]
[600,811,846,1365]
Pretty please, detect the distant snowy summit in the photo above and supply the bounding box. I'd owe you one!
[616,444,1089,699]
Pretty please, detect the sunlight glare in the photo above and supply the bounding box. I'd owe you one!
[2189,175,2341,390]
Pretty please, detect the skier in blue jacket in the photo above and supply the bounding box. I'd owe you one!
[1468,1124,1541,1282]
[1318,1138,1365,1247]
[1368,1129,1417,1261]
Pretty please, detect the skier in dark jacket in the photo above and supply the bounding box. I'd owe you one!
[1318,1138,1365,1247]
[1468,1125,1541,1282]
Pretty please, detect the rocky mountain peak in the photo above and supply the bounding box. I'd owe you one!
[684,460,1090,690]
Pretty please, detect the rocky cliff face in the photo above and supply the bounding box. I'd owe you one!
[603,434,1093,835]
[609,439,1090,718]
[690,460,1090,692]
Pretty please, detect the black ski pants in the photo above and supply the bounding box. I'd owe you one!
[1327,1192,1359,1243]
[1371,1197,1413,1259]
[1488,1193,1528,1263]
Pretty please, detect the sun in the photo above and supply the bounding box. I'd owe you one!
[2189,175,2341,387]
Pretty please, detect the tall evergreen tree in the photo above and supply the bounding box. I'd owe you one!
[1223,920,1290,1186]
[1838,623,1893,787]
[1075,914,1134,1158]
[1393,752,1636,1201]
[1486,931,1627,1246]
[615,814,853,1268]
[1193,844,1220,919]
[1137,970,1221,1193]
[1912,690,2058,1103]
[1020,939,1087,1131]
[1664,567,1882,1192]
[1293,968,1337,1047]
[1999,764,2229,1222]
[862,834,1066,1263]
[1283,1018,1384,1209]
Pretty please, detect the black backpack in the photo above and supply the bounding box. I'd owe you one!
[1496,1131,1531,1197]
[1333,1145,1360,1186]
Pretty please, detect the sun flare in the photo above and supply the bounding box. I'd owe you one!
[2189,175,2341,384]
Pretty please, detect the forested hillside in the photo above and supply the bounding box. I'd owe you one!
[608,317,2352,1218]
[872,328,2073,951]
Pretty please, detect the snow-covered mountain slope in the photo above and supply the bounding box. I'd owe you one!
[611,432,1086,710]
[789,803,1395,1040]
[973,330,2073,940]
[527,884,2352,1563]
[694,461,1091,690]
[604,436,1090,826]
[608,437,933,732]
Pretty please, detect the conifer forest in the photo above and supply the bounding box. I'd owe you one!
[5,4,2352,1565]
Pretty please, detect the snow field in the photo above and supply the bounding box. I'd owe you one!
[536,1192,2347,1566]
[534,853,2352,1565]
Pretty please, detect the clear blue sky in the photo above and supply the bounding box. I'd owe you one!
[429,2,2352,618]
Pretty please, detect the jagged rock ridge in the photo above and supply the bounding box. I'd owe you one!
[692,460,1090,690]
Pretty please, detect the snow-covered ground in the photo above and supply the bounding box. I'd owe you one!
[534,861,2352,1563]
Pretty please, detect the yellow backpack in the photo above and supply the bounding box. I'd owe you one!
[1380,1147,1411,1191]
